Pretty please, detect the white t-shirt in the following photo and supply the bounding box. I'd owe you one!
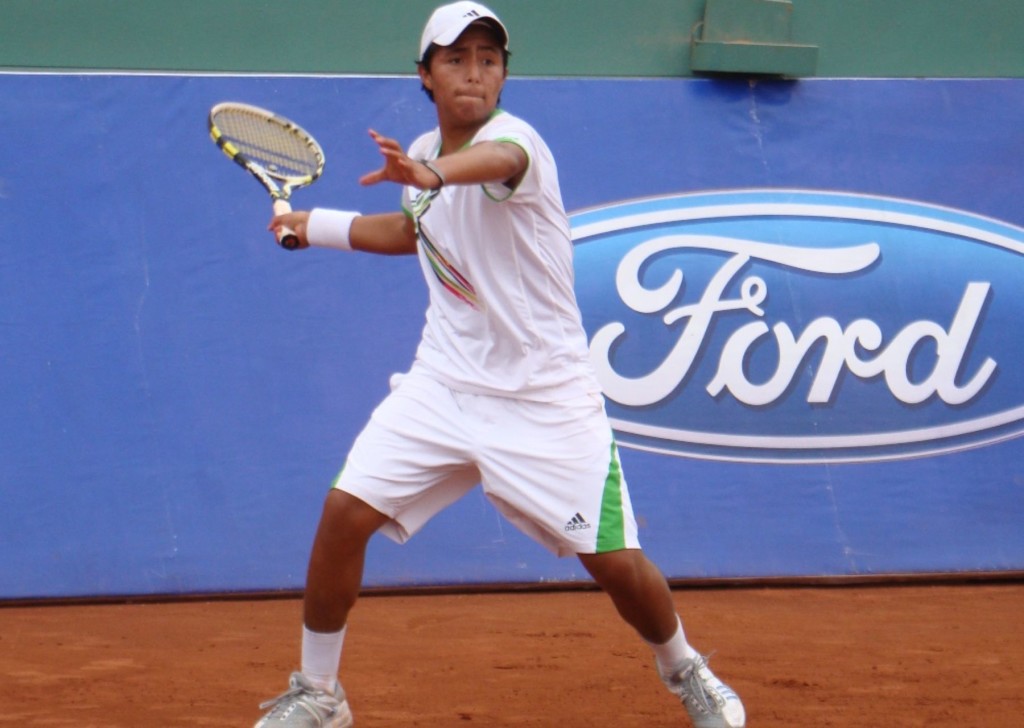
[402,110,601,401]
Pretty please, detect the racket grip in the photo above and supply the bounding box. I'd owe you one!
[272,198,302,250]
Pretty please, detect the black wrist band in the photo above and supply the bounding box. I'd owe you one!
[421,159,446,189]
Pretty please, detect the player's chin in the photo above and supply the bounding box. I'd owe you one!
[448,94,494,114]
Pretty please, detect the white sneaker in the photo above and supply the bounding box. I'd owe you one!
[253,671,354,728]
[663,654,745,728]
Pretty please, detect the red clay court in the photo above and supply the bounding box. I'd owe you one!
[2,581,1021,726]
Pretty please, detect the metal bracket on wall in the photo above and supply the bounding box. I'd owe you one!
[690,0,818,77]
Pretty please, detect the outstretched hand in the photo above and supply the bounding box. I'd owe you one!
[359,129,440,190]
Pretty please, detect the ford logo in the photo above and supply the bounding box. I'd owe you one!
[571,190,1024,463]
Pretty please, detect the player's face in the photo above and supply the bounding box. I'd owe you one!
[420,23,507,130]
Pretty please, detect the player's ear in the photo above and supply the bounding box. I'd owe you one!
[418,63,433,92]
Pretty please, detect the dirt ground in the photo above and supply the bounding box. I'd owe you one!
[1,582,1021,727]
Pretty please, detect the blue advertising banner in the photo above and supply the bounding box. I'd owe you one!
[1,74,1022,599]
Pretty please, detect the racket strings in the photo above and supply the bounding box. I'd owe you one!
[213,109,321,179]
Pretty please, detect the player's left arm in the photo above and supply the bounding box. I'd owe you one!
[360,130,527,191]
[426,140,528,190]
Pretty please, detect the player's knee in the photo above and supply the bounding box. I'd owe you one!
[318,489,389,545]
[579,549,647,595]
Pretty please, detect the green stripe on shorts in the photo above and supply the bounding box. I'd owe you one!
[329,462,347,490]
[596,441,627,553]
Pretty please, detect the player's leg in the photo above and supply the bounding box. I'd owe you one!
[577,547,678,643]
[253,491,384,728]
[254,374,479,728]
[578,547,744,727]
[304,489,391,633]
[579,548,745,728]
[476,390,745,728]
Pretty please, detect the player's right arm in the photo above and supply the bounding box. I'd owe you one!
[268,210,417,255]
[350,212,417,255]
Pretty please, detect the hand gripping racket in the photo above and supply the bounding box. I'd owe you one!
[208,102,325,250]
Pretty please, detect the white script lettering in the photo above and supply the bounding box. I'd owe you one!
[590,235,996,408]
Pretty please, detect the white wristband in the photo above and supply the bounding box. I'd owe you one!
[306,208,360,251]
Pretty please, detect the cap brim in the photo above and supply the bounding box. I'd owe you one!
[426,17,508,59]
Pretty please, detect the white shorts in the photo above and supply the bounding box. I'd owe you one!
[332,371,640,557]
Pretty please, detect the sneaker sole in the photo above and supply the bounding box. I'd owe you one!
[332,700,354,728]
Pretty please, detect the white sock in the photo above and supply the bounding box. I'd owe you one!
[647,616,698,679]
[301,624,346,692]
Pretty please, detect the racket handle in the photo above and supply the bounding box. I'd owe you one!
[272,198,302,250]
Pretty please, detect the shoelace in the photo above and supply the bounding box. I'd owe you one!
[259,683,335,714]
[259,684,305,712]
[677,658,725,716]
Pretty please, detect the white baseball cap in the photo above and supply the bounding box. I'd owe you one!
[418,1,509,63]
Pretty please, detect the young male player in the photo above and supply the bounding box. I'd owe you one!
[255,3,746,727]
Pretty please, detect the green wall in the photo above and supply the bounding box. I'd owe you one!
[3,0,1023,77]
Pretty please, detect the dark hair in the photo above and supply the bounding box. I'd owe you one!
[417,37,511,104]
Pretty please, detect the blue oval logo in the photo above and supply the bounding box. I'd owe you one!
[572,190,1024,463]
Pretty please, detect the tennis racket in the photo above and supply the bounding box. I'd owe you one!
[208,102,325,250]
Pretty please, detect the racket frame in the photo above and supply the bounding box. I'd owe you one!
[208,102,325,249]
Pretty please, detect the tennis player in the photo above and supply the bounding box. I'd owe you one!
[255,3,745,727]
